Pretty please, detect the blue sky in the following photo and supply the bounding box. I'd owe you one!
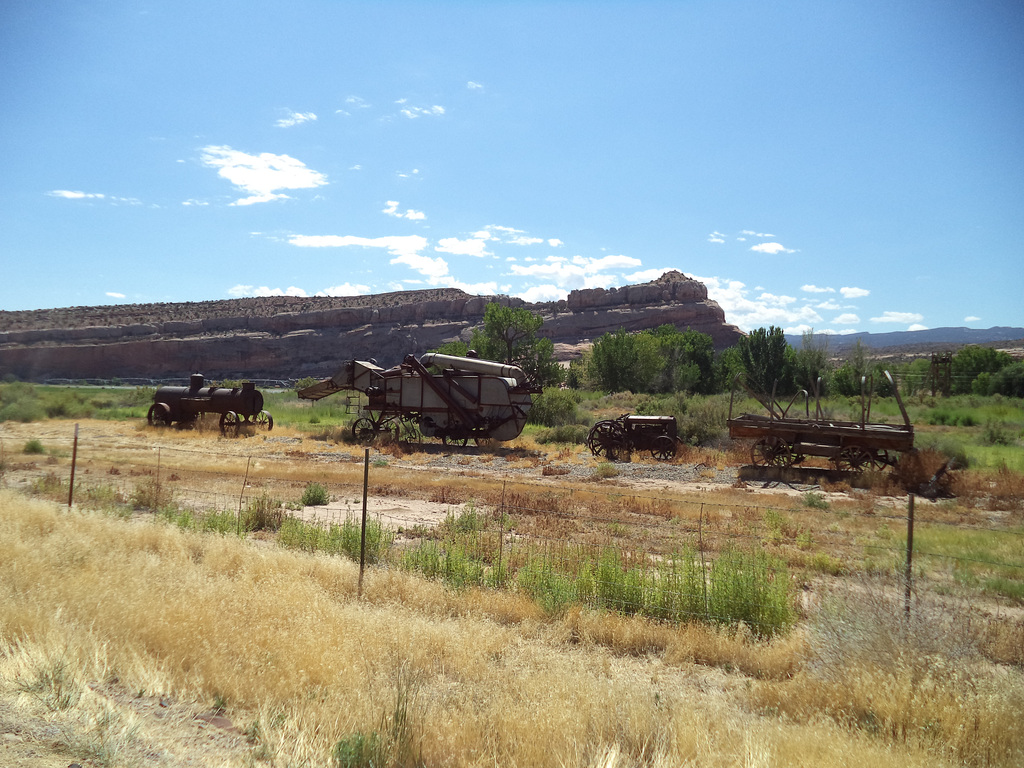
[2,0,1021,334]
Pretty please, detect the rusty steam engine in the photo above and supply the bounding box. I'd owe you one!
[148,374,273,435]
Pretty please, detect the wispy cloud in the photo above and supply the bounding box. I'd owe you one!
[106,292,125,299]
[436,235,491,257]
[839,286,869,299]
[801,284,835,294]
[833,313,860,324]
[228,284,308,298]
[317,283,371,296]
[398,103,445,119]
[692,275,824,332]
[201,145,327,205]
[275,110,317,128]
[750,242,795,255]
[964,315,981,322]
[467,81,484,90]
[382,201,426,220]
[740,230,775,238]
[707,231,726,244]
[871,311,924,324]
[47,190,141,205]
[509,254,642,296]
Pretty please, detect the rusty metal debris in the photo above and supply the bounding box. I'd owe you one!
[148,374,272,435]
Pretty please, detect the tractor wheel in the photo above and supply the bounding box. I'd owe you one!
[650,435,676,461]
[587,420,626,460]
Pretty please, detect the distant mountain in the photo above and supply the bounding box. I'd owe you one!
[786,326,1024,352]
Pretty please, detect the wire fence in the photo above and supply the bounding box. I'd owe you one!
[2,424,1022,636]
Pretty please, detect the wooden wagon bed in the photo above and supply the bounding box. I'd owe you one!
[727,371,915,471]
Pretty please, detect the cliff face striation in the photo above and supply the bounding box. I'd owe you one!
[0,271,742,381]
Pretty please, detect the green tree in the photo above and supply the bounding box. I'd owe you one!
[652,325,716,394]
[469,303,561,387]
[736,326,796,396]
[988,362,1024,398]
[588,328,664,393]
[793,330,832,395]
[951,345,1013,395]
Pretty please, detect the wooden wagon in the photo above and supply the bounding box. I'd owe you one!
[727,372,914,471]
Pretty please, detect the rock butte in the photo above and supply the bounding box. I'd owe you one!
[0,271,742,381]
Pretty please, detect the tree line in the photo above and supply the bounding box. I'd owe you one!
[435,303,1024,398]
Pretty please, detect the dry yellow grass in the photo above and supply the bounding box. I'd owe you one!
[2,490,1020,767]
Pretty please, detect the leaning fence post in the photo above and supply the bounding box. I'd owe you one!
[68,423,79,509]
[904,493,915,621]
[358,447,369,598]
[238,456,252,536]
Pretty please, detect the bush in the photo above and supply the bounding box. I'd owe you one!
[241,493,284,531]
[300,482,329,506]
[527,387,582,427]
[23,439,46,455]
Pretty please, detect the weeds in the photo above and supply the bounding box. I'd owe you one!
[301,481,330,506]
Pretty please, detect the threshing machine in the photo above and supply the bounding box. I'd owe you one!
[148,374,273,435]
[297,353,539,445]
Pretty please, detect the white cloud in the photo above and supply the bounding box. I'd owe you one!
[508,235,543,246]
[289,233,429,261]
[964,315,981,322]
[200,145,327,205]
[517,284,567,303]
[228,284,308,298]
[740,230,775,238]
[870,311,924,324]
[390,252,450,281]
[750,242,795,255]
[467,81,484,90]
[106,292,125,299]
[625,268,673,283]
[48,189,104,199]
[509,254,641,291]
[908,323,929,332]
[181,199,209,206]
[692,275,824,331]
[801,284,835,294]
[276,110,317,128]
[382,200,426,220]
[815,300,843,311]
[435,236,491,257]
[438,278,498,295]
[400,104,445,119]
[548,238,563,247]
[757,292,797,306]
[707,232,725,244]
[316,283,371,296]
[832,313,860,324]
[840,286,869,299]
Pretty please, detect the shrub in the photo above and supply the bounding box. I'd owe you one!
[23,439,46,455]
[803,491,829,510]
[241,493,284,531]
[332,731,383,768]
[300,481,330,506]
[527,387,582,427]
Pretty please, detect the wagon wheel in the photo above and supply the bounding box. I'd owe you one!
[650,435,676,462]
[254,410,274,431]
[219,411,241,436]
[352,417,378,443]
[587,420,626,460]
[873,449,892,469]
[834,445,874,472]
[751,436,792,467]
[147,403,171,427]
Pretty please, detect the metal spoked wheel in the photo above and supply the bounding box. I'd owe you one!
[834,445,874,472]
[587,420,626,460]
[751,436,793,467]
[352,417,378,443]
[147,403,171,427]
[254,410,274,431]
[650,435,677,461]
[219,411,241,436]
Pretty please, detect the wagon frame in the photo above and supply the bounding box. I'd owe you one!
[726,371,914,472]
